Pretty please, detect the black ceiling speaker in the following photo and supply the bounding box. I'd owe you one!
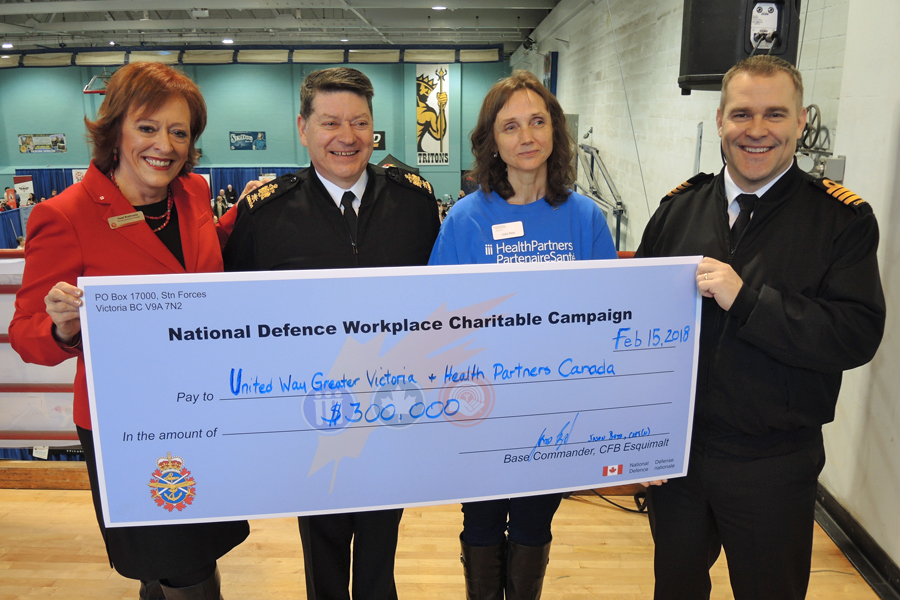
[678,0,801,94]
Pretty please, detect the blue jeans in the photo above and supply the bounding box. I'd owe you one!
[461,493,563,547]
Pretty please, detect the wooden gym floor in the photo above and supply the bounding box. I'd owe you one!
[0,487,879,600]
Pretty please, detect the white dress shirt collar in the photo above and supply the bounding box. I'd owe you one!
[314,168,369,214]
[723,163,791,226]
[723,163,791,203]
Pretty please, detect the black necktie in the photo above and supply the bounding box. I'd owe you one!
[730,193,757,251]
[340,191,357,244]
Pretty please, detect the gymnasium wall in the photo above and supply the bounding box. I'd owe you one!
[514,0,898,569]
[0,60,510,201]
[820,0,900,569]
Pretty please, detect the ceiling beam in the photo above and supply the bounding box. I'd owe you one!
[338,0,391,45]
[0,1,333,16]
[0,22,29,33]
[0,0,556,16]
[28,18,362,33]
[17,13,540,34]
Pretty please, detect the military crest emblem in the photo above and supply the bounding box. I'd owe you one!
[244,181,279,209]
[148,453,196,512]
[404,172,433,194]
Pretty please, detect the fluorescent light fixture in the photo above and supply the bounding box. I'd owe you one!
[1,43,12,49]
[432,6,447,9]
[1,55,9,59]
[109,40,116,46]
[340,38,349,42]
[222,38,234,44]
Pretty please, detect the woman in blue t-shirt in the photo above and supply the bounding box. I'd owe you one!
[429,70,616,599]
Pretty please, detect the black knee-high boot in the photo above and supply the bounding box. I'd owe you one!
[160,567,223,600]
[505,541,551,600]
[140,580,165,600]
[460,533,506,600]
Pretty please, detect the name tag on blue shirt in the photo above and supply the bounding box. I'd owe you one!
[492,221,524,240]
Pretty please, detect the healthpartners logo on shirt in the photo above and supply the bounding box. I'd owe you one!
[484,239,576,263]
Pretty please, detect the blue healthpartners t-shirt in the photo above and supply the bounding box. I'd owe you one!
[428,188,617,266]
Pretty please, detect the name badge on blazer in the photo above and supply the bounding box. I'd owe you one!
[109,212,145,230]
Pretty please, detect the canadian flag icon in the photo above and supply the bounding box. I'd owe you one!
[603,464,623,476]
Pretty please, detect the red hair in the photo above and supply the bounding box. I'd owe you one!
[85,62,207,175]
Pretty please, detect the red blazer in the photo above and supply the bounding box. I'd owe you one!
[9,163,223,429]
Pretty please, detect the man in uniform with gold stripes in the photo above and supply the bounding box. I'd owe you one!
[635,55,885,600]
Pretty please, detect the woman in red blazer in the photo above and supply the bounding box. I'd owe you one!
[9,62,248,600]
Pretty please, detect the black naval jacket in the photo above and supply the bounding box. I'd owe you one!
[223,164,440,271]
[636,162,885,456]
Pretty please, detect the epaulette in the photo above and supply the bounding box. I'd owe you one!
[384,165,435,197]
[664,172,714,199]
[814,178,868,211]
[240,172,301,212]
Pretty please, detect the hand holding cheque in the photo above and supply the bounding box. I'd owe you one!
[80,257,701,527]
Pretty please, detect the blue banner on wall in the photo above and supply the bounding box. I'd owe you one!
[230,131,266,151]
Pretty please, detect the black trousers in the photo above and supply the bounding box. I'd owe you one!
[647,441,825,600]
[298,509,403,600]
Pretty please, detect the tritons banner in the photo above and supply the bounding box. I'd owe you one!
[416,65,450,166]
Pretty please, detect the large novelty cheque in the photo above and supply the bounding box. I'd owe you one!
[81,257,701,527]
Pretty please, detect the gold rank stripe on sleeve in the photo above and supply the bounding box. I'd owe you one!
[666,180,693,197]
[244,181,279,209]
[404,172,433,194]
[820,179,866,207]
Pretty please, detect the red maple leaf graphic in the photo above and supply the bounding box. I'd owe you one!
[180,468,189,475]
[164,503,175,512]
[175,502,186,511]
[184,496,194,505]
[154,497,165,506]
[153,470,162,477]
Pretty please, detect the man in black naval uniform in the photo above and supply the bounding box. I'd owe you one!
[223,67,440,600]
[635,56,885,599]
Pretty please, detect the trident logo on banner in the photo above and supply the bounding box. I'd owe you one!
[416,64,449,166]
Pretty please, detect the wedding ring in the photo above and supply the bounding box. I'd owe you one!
[704,272,709,280]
